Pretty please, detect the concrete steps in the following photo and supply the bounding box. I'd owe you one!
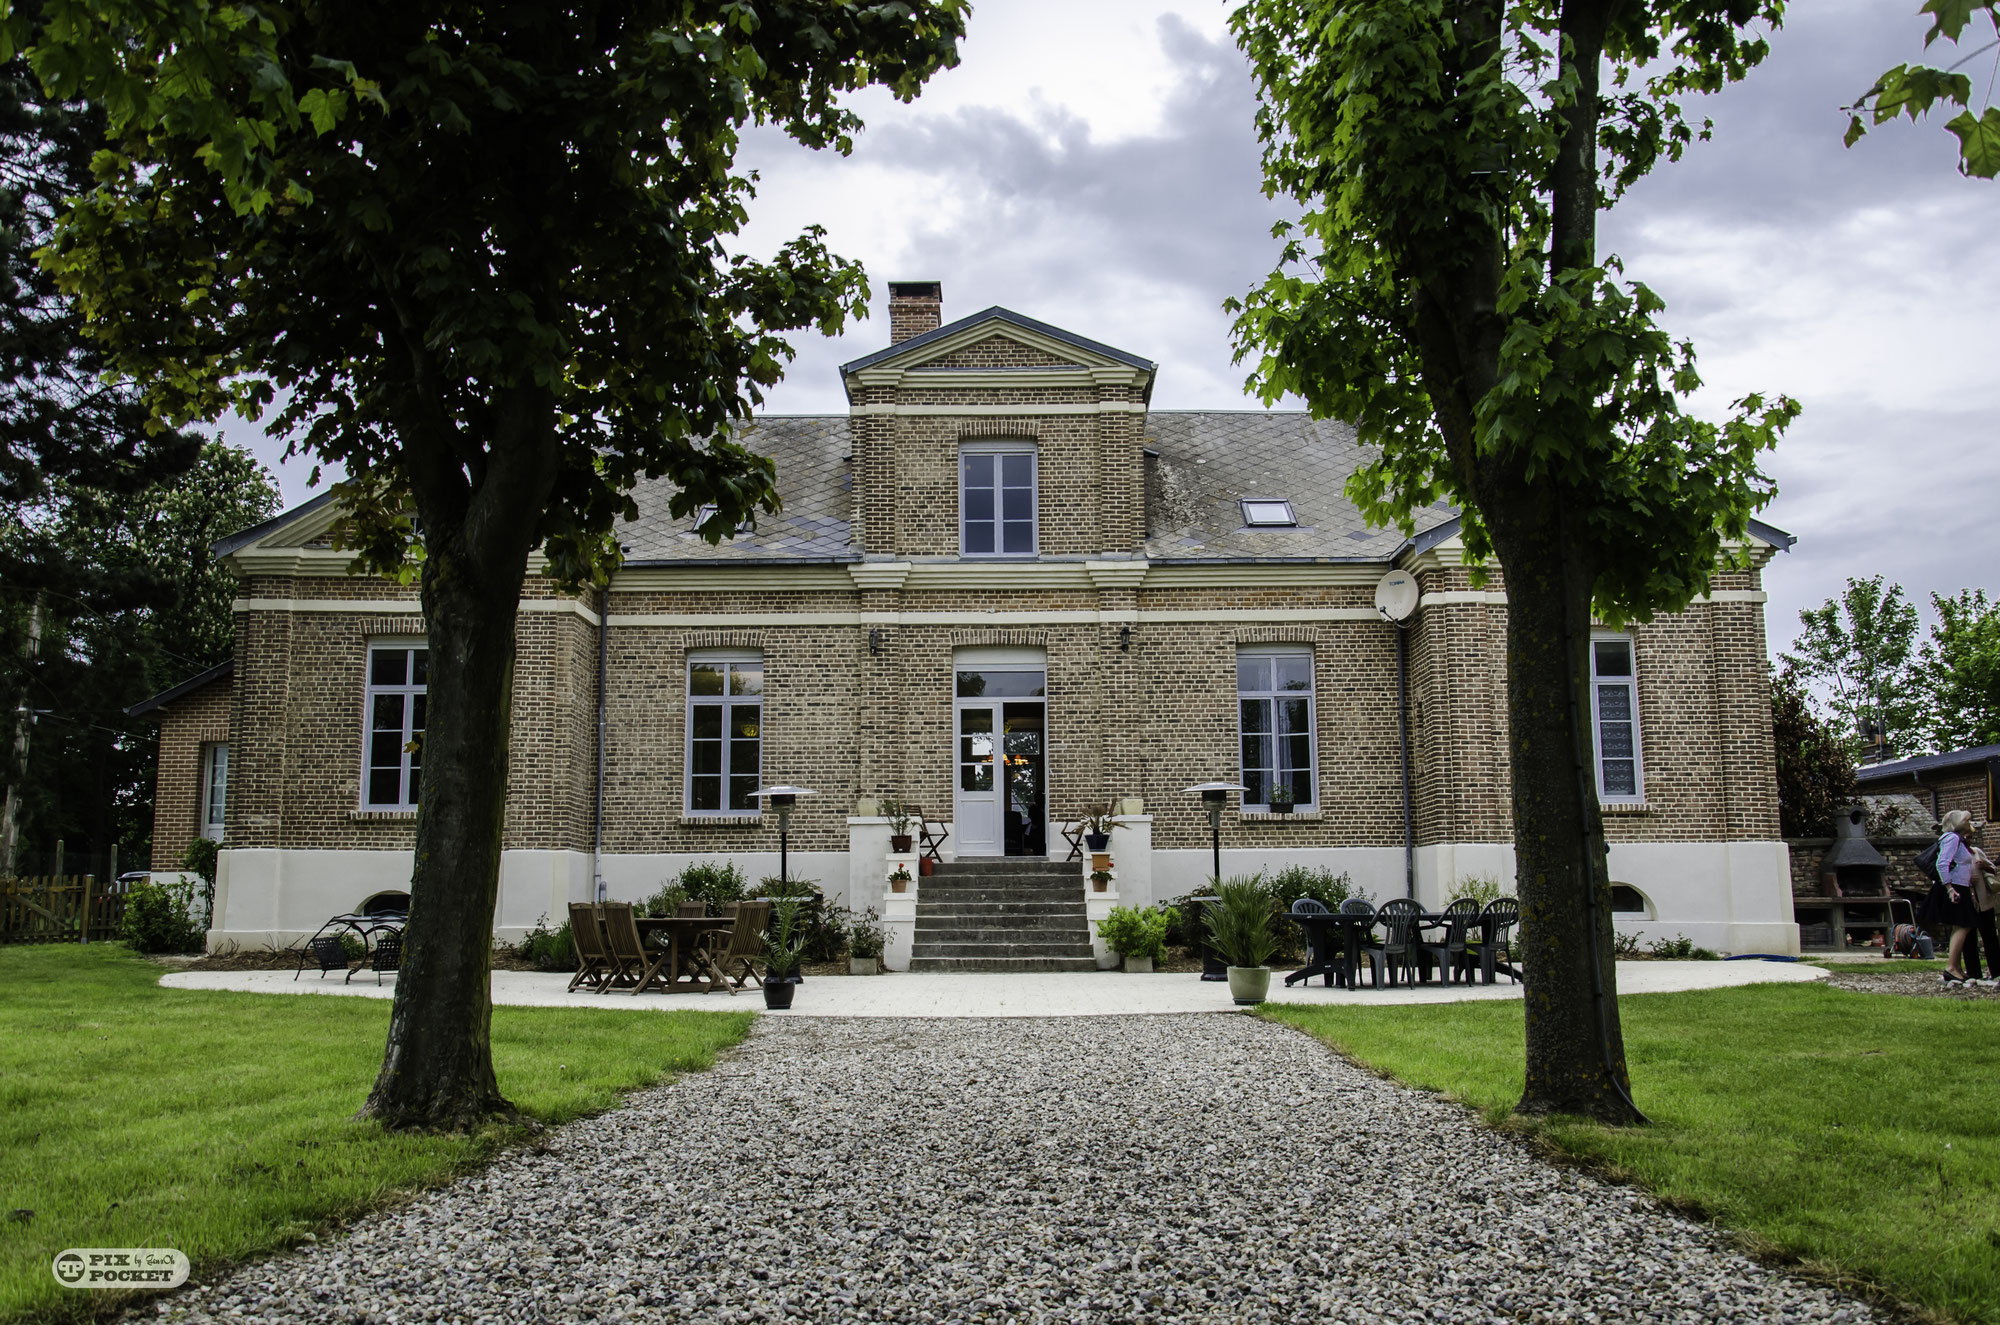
[907,857,1095,973]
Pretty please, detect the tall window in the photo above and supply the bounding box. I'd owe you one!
[960,443,1036,557]
[687,654,763,814]
[199,743,228,841]
[1238,649,1316,810]
[364,644,427,808]
[1591,636,1643,802]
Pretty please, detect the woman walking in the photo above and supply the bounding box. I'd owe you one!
[1929,809,1984,984]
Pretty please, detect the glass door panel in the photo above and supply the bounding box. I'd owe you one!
[954,705,1001,855]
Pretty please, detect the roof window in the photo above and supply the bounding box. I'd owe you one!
[1240,499,1297,528]
[694,505,754,535]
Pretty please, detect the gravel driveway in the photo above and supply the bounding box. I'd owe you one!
[157,1014,1877,1324]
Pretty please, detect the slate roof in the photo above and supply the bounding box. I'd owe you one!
[618,417,855,564]
[1142,412,1453,562]
[1854,743,2000,783]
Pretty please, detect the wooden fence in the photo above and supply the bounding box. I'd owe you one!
[0,875,130,943]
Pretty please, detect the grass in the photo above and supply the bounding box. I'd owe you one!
[0,944,754,1323]
[1264,983,2000,1324]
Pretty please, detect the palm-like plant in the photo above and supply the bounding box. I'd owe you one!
[1206,877,1278,969]
[763,898,808,980]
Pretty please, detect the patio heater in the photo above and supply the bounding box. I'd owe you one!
[1181,782,1245,884]
[1181,782,1244,982]
[754,786,817,888]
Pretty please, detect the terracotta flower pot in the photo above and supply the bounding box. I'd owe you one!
[890,875,909,893]
[918,857,935,877]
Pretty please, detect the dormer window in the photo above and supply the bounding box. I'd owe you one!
[960,442,1037,557]
[1241,499,1296,527]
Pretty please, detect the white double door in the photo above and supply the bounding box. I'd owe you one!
[953,698,1047,857]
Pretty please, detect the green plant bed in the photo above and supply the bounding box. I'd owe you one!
[0,945,752,1324]
[1265,984,2000,1324]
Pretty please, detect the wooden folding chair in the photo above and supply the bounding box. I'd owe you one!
[1059,819,1086,862]
[676,901,706,917]
[597,902,659,994]
[919,815,949,862]
[691,900,771,994]
[566,902,614,992]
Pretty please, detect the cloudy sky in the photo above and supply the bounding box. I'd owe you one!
[242,0,1997,660]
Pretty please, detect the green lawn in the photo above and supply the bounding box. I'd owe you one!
[0,945,753,1324]
[1265,983,2000,1324]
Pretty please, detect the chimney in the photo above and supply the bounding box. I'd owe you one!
[888,281,942,344]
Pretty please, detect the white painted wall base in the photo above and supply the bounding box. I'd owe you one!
[207,835,1797,958]
[210,846,850,950]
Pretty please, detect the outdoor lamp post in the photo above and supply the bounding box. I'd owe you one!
[754,786,817,888]
[1181,782,1245,885]
[1181,782,1244,982]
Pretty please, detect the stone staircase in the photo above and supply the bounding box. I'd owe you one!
[908,858,1096,972]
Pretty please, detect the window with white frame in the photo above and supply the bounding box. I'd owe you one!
[687,653,763,814]
[1591,635,1643,802]
[960,442,1037,557]
[1237,648,1317,810]
[363,644,428,808]
[199,742,228,841]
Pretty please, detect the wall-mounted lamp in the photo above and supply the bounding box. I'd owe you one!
[868,628,883,655]
[1118,625,1131,652]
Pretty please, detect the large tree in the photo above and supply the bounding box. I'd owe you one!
[15,1,967,1129]
[1770,666,1857,839]
[1781,575,1922,760]
[0,26,204,873]
[0,440,279,872]
[1914,589,2000,752]
[1228,0,1796,1121]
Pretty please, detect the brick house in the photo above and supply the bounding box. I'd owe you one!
[136,283,1802,961]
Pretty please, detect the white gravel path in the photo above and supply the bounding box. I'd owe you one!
[153,1014,1877,1324]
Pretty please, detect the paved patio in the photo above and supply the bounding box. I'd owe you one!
[159,957,1825,1016]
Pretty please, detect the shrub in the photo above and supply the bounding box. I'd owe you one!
[1612,929,1643,958]
[642,883,691,917]
[1447,873,1505,907]
[1096,904,1176,961]
[759,874,817,899]
[119,877,206,954]
[1692,946,1721,961]
[179,837,219,887]
[678,859,747,910]
[338,932,366,963]
[1648,933,1696,960]
[1206,877,1279,969]
[847,908,885,960]
[1266,864,1367,911]
[518,914,577,971]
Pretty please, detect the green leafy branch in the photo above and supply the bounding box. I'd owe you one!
[1846,0,2000,178]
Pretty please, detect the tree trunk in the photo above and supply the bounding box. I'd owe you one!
[0,595,44,877]
[1481,473,1640,1123]
[359,504,538,1130]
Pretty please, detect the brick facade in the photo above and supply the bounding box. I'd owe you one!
[141,291,1793,946]
[146,672,232,870]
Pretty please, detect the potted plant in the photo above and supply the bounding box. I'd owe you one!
[1096,904,1177,974]
[762,898,807,1008]
[888,863,912,893]
[1266,782,1295,815]
[1080,803,1116,852]
[1089,867,1113,893]
[883,796,916,854]
[1206,878,1278,1004]
[847,907,885,976]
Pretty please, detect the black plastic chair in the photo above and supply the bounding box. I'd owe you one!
[1466,897,1521,984]
[349,931,402,985]
[1359,898,1423,988]
[1420,897,1483,985]
[299,935,349,980]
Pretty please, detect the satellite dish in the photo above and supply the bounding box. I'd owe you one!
[1374,570,1419,622]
